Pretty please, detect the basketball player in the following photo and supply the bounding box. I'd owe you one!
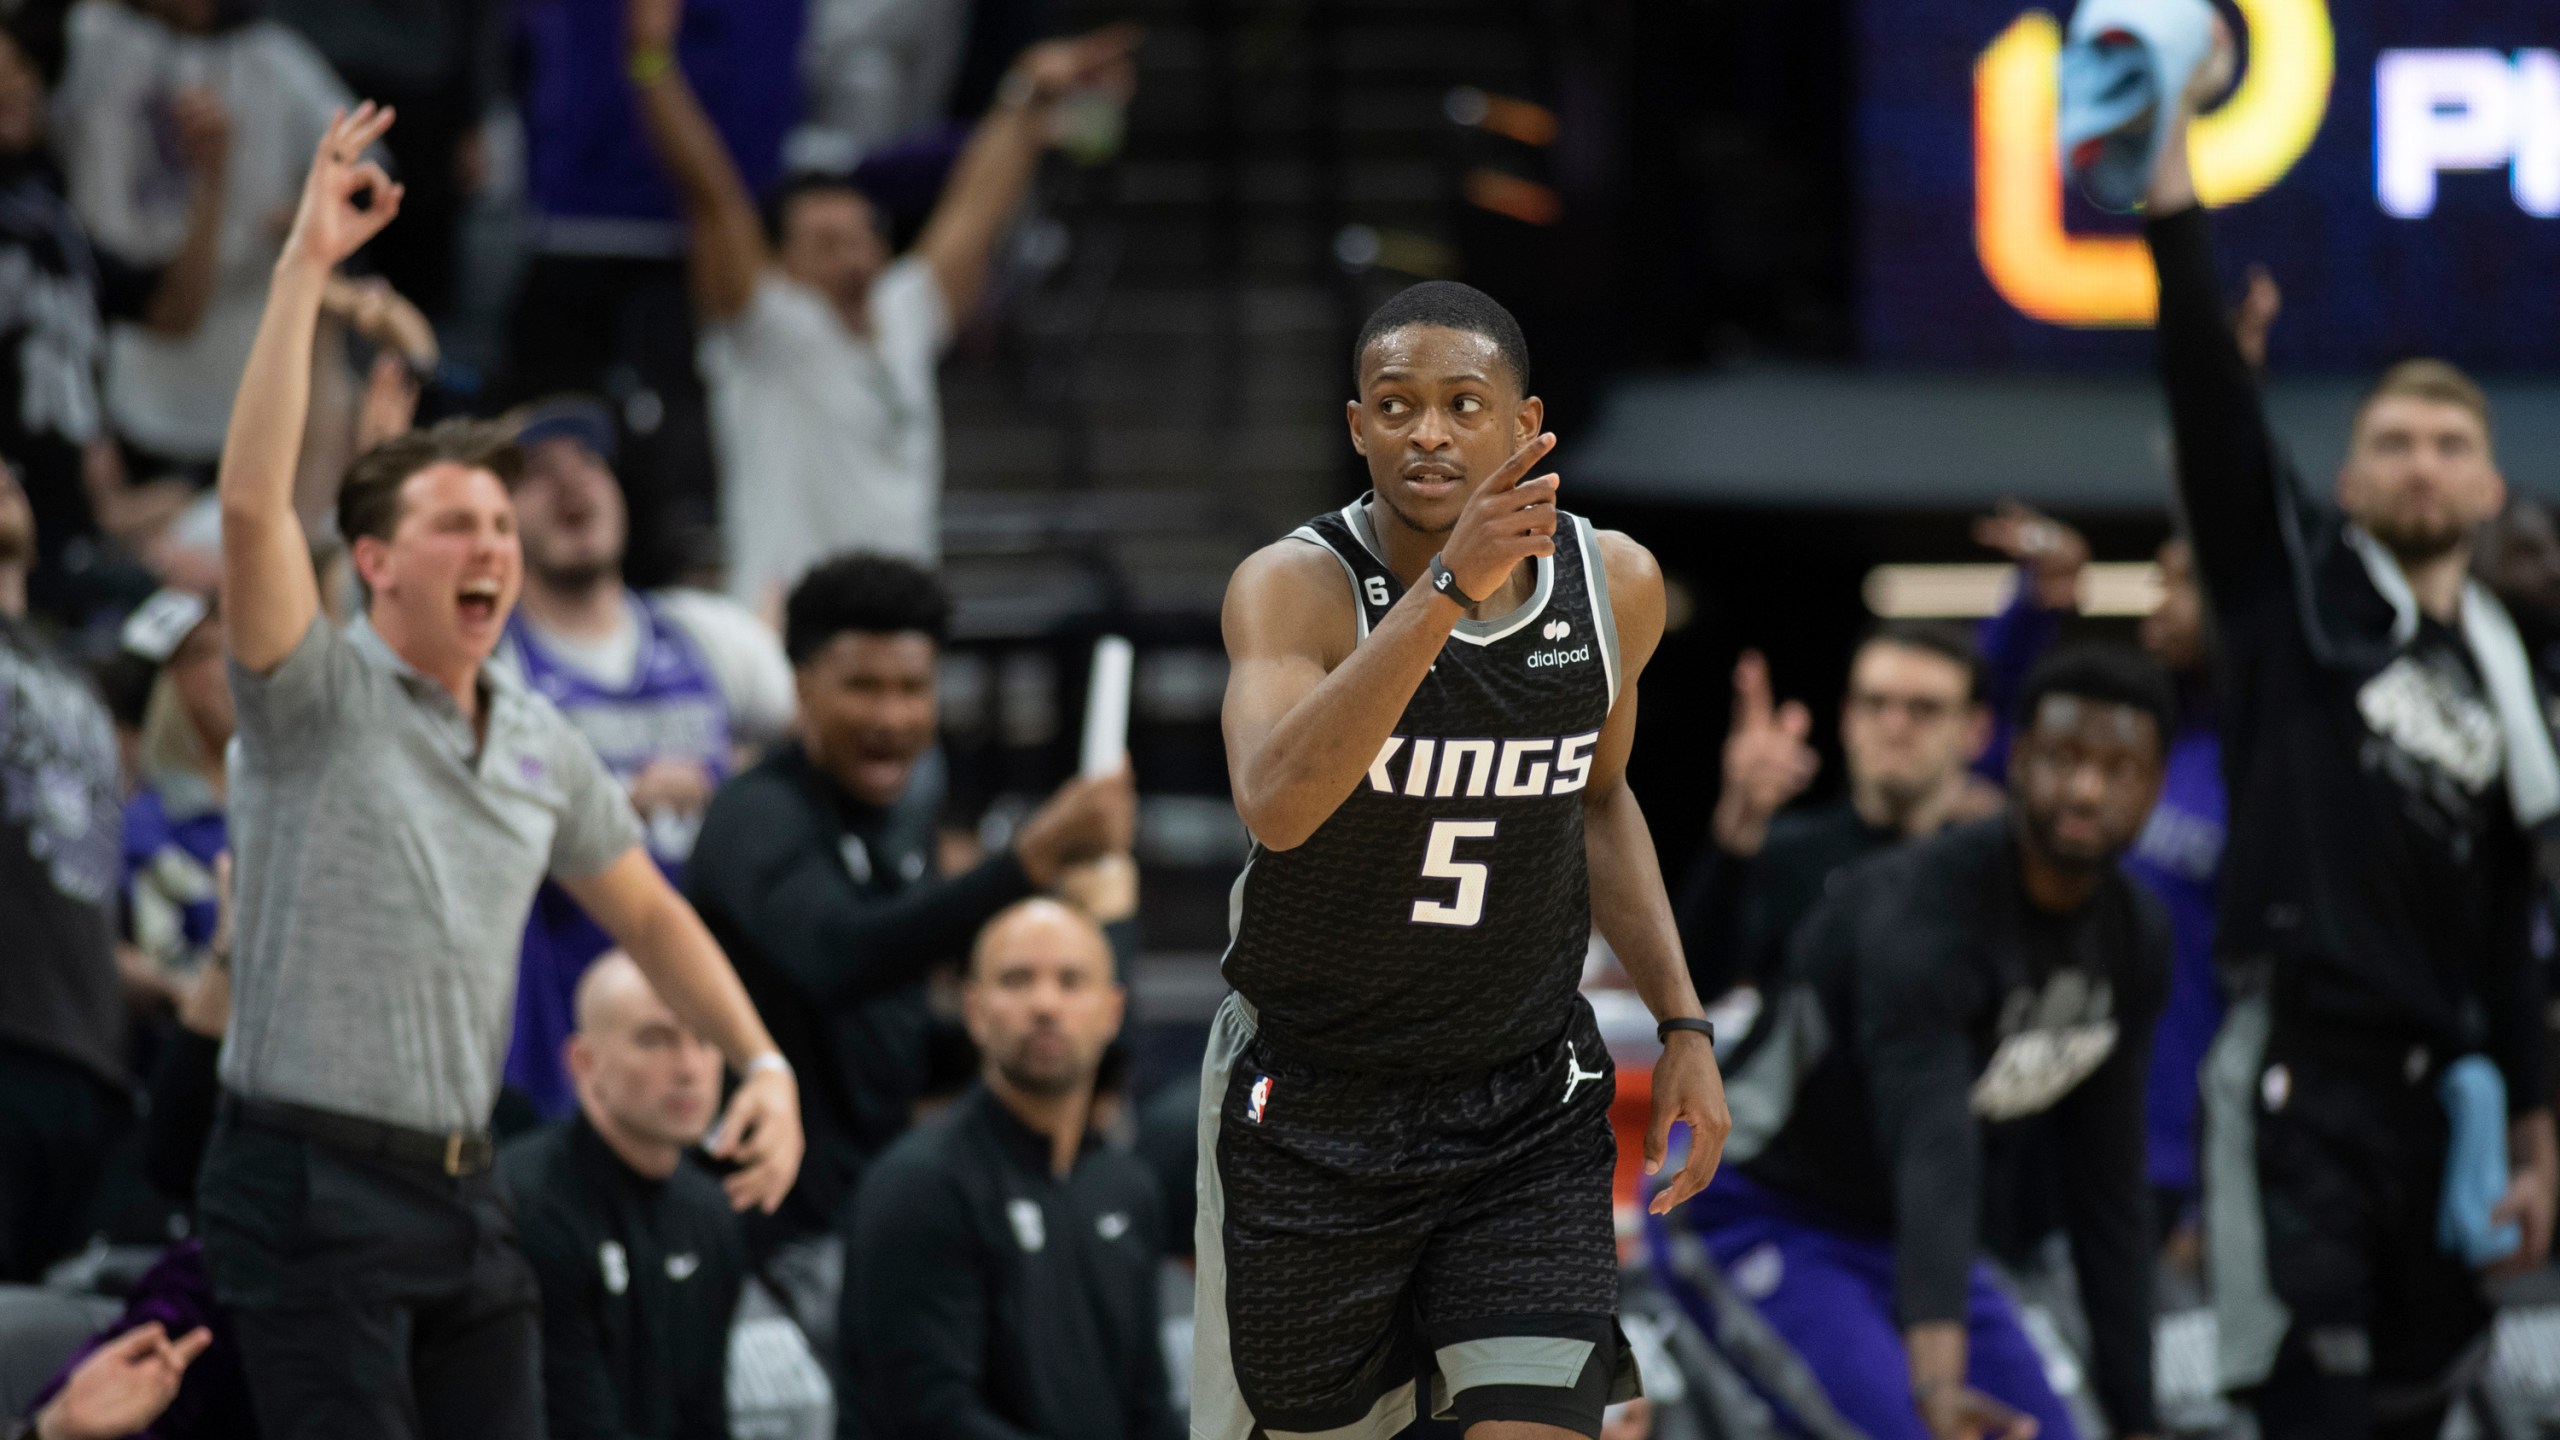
[1196,281,1731,1440]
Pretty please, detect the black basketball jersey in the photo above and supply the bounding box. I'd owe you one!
[1223,495,1623,1074]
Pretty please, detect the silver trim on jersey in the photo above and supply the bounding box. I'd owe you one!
[1575,515,1622,708]
[1289,525,1372,641]
[1338,496,1554,647]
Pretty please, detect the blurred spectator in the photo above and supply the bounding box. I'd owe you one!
[1675,624,1992,1002]
[626,0,1138,609]
[684,552,1133,1367]
[2477,495,2560,683]
[266,0,502,320]
[0,460,129,1283]
[52,0,347,478]
[785,0,970,174]
[115,588,226,993]
[2147,75,2555,1440]
[495,394,795,1120]
[1691,645,2172,1440]
[846,898,1181,1440]
[500,952,747,1440]
[0,9,217,623]
[16,1318,214,1440]
[503,0,804,587]
[1975,504,2227,1235]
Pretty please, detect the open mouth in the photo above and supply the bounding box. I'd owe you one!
[457,579,502,625]
[1402,470,1463,497]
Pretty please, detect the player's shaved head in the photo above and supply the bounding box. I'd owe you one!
[574,950,653,1036]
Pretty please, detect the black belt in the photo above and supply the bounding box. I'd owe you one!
[222,1092,496,1177]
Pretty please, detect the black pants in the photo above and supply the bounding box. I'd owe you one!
[2247,1034,2491,1440]
[196,1113,543,1440]
[0,1042,120,1282]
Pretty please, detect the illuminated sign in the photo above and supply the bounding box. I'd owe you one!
[1862,1,2560,368]
[2376,49,2560,218]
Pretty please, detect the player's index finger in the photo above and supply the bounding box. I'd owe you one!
[1489,432,1556,490]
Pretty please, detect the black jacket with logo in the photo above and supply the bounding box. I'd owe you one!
[500,1116,747,1440]
[847,1084,1181,1440]
[1722,818,2167,1435]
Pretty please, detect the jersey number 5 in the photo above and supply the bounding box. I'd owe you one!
[1412,819,1497,927]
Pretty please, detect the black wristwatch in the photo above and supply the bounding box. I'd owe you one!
[1658,1017,1717,1047]
[1427,553,1480,609]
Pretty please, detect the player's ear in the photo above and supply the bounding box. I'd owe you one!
[1345,399,1369,457]
[1516,394,1543,445]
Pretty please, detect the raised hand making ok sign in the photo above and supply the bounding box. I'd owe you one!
[282,102,404,274]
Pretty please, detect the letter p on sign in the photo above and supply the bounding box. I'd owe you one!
[2378,48,2560,218]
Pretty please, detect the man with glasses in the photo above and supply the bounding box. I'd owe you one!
[1679,621,1995,1002]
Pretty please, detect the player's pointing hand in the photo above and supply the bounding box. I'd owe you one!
[1438,431,1559,604]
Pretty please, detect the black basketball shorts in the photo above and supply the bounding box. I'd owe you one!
[1189,992,1641,1440]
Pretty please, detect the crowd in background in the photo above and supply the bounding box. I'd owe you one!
[0,4,2556,1440]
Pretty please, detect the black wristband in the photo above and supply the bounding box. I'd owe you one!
[1427,553,1480,609]
[1658,1017,1716,1047]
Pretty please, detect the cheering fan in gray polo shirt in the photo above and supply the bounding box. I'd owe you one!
[193,103,804,1440]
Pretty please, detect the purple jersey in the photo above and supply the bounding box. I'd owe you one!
[503,596,733,1117]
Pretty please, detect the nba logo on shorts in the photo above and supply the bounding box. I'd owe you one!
[1248,1075,1273,1123]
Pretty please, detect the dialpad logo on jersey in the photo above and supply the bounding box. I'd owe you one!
[1247,1075,1272,1123]
[1969,969,2119,1122]
[1541,619,1572,642]
[1364,731,1601,798]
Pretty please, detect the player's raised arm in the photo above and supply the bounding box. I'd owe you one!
[219,104,403,673]
[1575,529,1730,1212]
[1221,431,1558,851]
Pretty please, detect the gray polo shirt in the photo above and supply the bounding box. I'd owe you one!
[220,614,642,1131]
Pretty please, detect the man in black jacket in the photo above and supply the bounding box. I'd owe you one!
[685,553,1134,1367]
[502,953,748,1440]
[847,898,1180,1440]
[1677,623,1993,1002]
[2142,41,2557,1440]
[1693,645,2172,1440]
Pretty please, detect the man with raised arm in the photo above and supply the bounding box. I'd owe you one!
[624,0,1137,610]
[197,105,802,1440]
[2142,34,2557,1440]
[1194,281,1730,1440]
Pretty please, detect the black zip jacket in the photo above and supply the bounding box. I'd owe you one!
[2146,207,2545,1105]
[846,1084,1181,1440]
